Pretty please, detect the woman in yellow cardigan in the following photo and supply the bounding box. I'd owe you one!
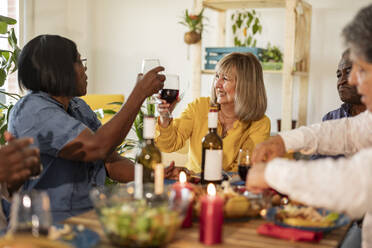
[156,52,270,173]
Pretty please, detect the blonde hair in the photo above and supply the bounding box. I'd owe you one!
[210,52,267,123]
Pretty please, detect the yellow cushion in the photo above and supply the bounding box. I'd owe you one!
[80,94,124,124]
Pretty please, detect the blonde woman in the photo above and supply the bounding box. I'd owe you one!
[156,52,270,174]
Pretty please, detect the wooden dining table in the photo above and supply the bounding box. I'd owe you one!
[64,210,350,248]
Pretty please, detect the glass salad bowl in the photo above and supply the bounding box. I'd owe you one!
[90,183,192,247]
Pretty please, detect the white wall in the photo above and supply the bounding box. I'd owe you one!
[25,0,372,131]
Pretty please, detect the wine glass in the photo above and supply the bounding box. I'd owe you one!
[141,59,160,75]
[159,74,180,118]
[237,149,251,182]
[8,190,52,237]
[141,59,161,105]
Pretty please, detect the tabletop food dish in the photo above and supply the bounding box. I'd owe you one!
[266,205,350,232]
[90,184,185,247]
[193,182,267,219]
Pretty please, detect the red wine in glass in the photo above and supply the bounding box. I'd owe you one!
[238,164,251,181]
[160,89,179,104]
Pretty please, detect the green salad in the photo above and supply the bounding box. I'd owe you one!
[98,200,181,247]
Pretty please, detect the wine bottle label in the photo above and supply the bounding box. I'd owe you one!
[143,116,156,139]
[154,163,164,195]
[208,112,218,128]
[134,163,143,199]
[204,149,223,180]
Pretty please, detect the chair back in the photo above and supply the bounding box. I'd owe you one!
[80,94,124,124]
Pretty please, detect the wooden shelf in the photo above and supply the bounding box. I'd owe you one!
[201,69,308,76]
[203,0,286,11]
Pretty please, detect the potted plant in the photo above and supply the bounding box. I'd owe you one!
[179,8,206,45]
[0,15,21,144]
[98,100,154,185]
[261,43,283,70]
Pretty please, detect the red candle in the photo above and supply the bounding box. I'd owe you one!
[199,183,223,245]
[172,171,194,228]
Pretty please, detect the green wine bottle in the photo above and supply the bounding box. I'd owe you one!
[134,115,162,199]
[201,105,223,185]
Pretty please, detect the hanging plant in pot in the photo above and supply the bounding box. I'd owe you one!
[179,8,205,45]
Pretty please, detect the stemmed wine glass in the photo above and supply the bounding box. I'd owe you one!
[141,59,161,105]
[141,59,160,75]
[8,190,52,237]
[159,74,180,118]
[237,149,251,182]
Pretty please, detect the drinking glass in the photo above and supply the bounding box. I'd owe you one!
[141,59,160,75]
[237,149,251,182]
[141,59,161,105]
[9,190,52,237]
[159,74,180,118]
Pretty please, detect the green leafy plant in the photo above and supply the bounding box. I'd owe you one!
[261,43,283,63]
[178,8,205,34]
[0,15,21,144]
[97,98,155,155]
[231,9,262,47]
[98,99,155,185]
[179,8,207,45]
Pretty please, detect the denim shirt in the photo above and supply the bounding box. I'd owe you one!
[310,103,352,160]
[8,91,106,222]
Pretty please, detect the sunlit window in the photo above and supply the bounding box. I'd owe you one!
[0,0,19,104]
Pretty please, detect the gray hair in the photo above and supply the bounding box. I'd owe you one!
[210,52,267,123]
[342,4,372,63]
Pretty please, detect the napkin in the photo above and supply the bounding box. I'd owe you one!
[257,223,323,242]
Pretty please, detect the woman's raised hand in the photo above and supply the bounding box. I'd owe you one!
[157,97,180,128]
[136,66,165,97]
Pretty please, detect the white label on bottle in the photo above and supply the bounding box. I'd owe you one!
[208,112,218,128]
[143,116,156,139]
[204,149,223,181]
[134,163,143,199]
[154,163,164,195]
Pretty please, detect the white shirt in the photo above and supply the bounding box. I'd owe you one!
[265,111,372,248]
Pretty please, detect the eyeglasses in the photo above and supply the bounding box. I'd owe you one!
[80,58,87,68]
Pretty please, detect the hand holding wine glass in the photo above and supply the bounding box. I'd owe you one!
[140,59,166,101]
[157,74,180,125]
[137,66,165,98]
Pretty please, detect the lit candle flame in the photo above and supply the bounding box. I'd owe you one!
[23,195,31,208]
[179,171,187,183]
[207,183,216,196]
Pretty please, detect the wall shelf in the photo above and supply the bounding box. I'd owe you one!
[202,69,307,76]
[203,0,287,10]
